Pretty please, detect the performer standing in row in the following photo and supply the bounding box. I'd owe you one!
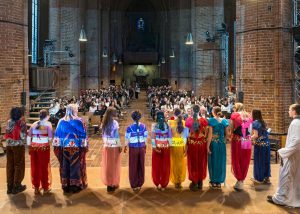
[268,104,300,207]
[207,107,229,189]
[5,107,27,194]
[185,105,208,191]
[251,109,271,184]
[53,104,88,194]
[101,107,122,193]
[151,111,171,191]
[124,111,148,192]
[169,109,189,189]
[230,103,252,191]
[27,109,53,194]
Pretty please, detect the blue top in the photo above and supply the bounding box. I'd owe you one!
[208,118,229,142]
[252,120,269,143]
[125,123,148,148]
[53,118,87,147]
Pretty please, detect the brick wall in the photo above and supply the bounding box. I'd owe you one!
[236,0,294,132]
[0,0,29,130]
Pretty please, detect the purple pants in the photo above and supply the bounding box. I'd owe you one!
[129,147,145,188]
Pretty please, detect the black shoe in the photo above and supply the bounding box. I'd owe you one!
[198,181,203,190]
[62,186,70,194]
[107,186,114,193]
[70,186,81,194]
[7,184,13,194]
[12,184,26,194]
[189,183,198,192]
[267,195,276,205]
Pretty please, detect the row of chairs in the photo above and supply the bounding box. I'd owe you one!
[78,112,102,135]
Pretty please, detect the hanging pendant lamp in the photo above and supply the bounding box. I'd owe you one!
[112,53,118,63]
[79,25,87,42]
[102,48,108,57]
[169,48,175,58]
[185,33,194,45]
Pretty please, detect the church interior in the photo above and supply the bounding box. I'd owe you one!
[0,0,300,213]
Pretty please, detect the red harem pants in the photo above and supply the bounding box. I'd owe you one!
[187,137,207,183]
[129,147,146,188]
[30,146,51,190]
[152,147,170,188]
[231,134,252,181]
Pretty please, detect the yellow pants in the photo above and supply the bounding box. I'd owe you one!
[170,144,186,184]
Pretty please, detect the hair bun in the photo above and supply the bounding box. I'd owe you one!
[131,110,142,121]
[193,105,200,114]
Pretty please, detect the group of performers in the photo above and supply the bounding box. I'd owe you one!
[4,101,300,208]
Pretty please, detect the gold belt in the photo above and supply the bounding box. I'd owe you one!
[232,135,241,142]
[171,138,185,147]
[188,139,206,145]
[30,145,50,151]
[254,141,268,146]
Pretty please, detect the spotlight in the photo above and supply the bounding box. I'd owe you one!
[206,31,215,42]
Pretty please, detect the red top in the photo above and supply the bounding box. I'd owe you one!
[4,120,25,141]
[185,117,208,138]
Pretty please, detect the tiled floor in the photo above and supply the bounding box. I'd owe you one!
[0,92,299,213]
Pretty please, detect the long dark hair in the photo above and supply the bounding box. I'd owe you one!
[252,109,266,129]
[132,110,142,140]
[131,110,142,132]
[102,107,117,135]
[192,105,200,132]
[10,107,22,122]
[156,111,165,131]
[174,108,184,134]
[36,109,49,130]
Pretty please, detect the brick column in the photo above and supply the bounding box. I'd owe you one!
[236,0,294,132]
[0,0,29,129]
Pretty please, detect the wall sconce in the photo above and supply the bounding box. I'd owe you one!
[206,31,215,42]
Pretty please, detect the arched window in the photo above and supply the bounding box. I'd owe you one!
[31,0,39,64]
[137,18,145,31]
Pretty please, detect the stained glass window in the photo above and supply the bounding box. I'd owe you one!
[137,18,145,31]
[31,0,39,64]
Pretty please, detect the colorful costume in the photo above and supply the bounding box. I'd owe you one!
[125,123,148,189]
[168,119,189,185]
[151,123,171,188]
[27,121,53,191]
[231,112,252,181]
[208,118,229,184]
[185,117,208,185]
[101,120,121,187]
[252,120,271,182]
[4,119,26,191]
[53,118,88,190]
